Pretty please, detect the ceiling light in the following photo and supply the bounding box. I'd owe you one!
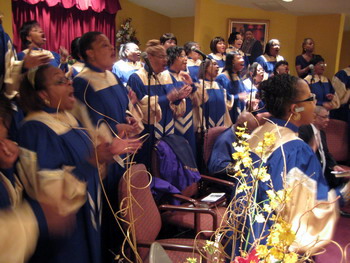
[282,0,293,2]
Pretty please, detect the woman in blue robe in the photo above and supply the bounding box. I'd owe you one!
[216,52,247,124]
[72,31,143,262]
[230,74,345,258]
[127,40,192,167]
[207,36,226,74]
[167,46,205,156]
[197,59,231,129]
[112,42,143,87]
[304,55,340,111]
[17,20,68,72]
[255,39,284,76]
[184,41,202,83]
[17,64,140,263]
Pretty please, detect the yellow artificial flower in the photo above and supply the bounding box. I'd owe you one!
[269,247,284,260]
[256,245,269,258]
[203,240,216,255]
[284,252,298,263]
[185,257,197,263]
[263,132,276,147]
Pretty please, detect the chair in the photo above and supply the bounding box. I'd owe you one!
[151,134,233,238]
[325,119,350,167]
[118,164,210,262]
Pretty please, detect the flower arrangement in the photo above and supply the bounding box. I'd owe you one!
[186,124,312,263]
[116,18,139,47]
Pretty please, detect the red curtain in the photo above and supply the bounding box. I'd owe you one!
[14,0,121,14]
[12,0,120,53]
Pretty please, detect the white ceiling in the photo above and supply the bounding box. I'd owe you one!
[129,0,350,30]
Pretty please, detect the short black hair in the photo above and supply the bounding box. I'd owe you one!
[228,32,241,45]
[160,33,177,45]
[309,54,324,66]
[167,46,184,67]
[209,36,225,54]
[273,60,289,75]
[259,74,300,118]
[264,39,279,56]
[79,31,103,62]
[70,37,81,60]
[19,20,40,49]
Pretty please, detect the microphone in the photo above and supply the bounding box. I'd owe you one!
[309,64,314,75]
[309,64,315,82]
[191,46,207,60]
[141,52,155,77]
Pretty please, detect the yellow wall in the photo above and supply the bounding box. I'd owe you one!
[194,0,298,75]
[170,17,194,46]
[116,0,170,51]
[1,0,13,39]
[295,14,345,78]
[339,30,350,70]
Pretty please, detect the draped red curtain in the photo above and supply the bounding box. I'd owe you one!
[12,0,120,52]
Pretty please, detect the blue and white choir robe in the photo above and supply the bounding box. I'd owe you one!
[186,58,201,83]
[255,54,284,76]
[72,63,144,259]
[17,108,102,263]
[199,79,232,129]
[207,126,235,176]
[112,59,143,87]
[168,70,206,156]
[17,48,68,73]
[0,24,24,142]
[216,72,246,124]
[127,67,182,167]
[304,74,340,108]
[230,118,339,255]
[0,164,41,263]
[208,53,225,74]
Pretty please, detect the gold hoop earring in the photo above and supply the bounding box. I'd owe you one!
[292,112,300,121]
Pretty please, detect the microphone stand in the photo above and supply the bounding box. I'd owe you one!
[146,66,153,171]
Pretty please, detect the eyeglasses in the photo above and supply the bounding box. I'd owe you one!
[317,114,329,119]
[53,76,71,85]
[294,93,316,103]
[317,63,327,67]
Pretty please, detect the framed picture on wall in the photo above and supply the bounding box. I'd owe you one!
[228,18,270,50]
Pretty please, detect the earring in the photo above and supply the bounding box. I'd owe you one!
[292,112,300,121]
[44,99,50,106]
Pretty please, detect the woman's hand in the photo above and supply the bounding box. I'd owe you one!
[128,90,138,105]
[238,92,248,101]
[326,93,334,100]
[322,101,333,110]
[109,136,142,156]
[116,117,140,138]
[179,71,193,85]
[59,46,69,63]
[0,139,19,169]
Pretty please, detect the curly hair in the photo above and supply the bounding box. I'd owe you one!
[160,33,177,45]
[259,74,300,118]
[166,46,184,67]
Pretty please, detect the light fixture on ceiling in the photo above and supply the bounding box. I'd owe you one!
[282,0,293,2]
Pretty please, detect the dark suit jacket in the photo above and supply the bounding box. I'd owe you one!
[299,124,341,188]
